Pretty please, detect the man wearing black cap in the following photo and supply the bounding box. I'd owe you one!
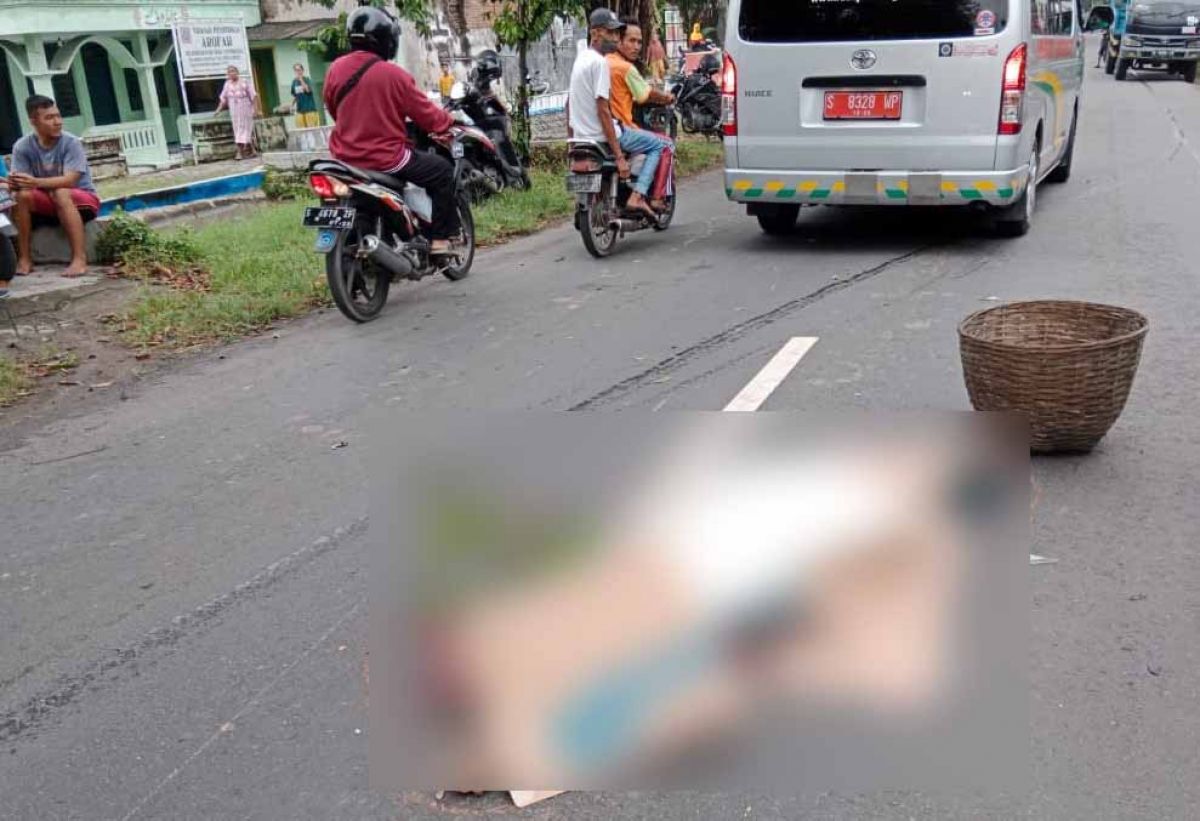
[568,8,630,183]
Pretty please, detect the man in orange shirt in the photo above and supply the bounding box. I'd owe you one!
[607,19,675,215]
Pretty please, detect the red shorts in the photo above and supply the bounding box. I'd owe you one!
[27,188,101,218]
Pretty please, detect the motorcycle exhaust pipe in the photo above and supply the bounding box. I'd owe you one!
[362,234,414,279]
[608,218,642,234]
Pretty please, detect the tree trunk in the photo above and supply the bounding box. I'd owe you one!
[517,37,531,155]
[614,0,658,57]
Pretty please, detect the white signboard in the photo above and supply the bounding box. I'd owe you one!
[173,21,250,79]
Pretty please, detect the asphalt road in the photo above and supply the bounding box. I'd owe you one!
[3,61,1199,820]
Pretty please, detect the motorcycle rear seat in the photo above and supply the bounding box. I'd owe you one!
[309,159,402,189]
[568,139,613,158]
[568,140,649,178]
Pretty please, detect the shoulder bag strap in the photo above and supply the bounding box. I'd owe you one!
[333,56,383,111]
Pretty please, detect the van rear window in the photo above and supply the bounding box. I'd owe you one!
[738,0,1010,43]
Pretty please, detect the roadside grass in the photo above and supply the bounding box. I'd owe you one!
[112,202,327,349]
[474,168,573,245]
[674,137,725,176]
[0,355,31,407]
[102,137,724,351]
[0,344,79,407]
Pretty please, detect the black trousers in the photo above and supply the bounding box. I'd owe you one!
[390,150,461,241]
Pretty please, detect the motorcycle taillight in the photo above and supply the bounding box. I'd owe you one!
[310,174,336,199]
[310,174,350,199]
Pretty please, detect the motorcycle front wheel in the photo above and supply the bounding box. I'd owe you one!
[579,193,618,258]
[442,193,476,281]
[326,218,390,323]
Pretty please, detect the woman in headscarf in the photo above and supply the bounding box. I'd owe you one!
[647,28,668,83]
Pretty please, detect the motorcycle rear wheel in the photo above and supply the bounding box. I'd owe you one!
[652,194,676,231]
[327,221,390,323]
[580,195,618,258]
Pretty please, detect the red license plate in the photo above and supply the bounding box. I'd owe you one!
[823,91,903,120]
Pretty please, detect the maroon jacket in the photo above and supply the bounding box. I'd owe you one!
[324,50,453,172]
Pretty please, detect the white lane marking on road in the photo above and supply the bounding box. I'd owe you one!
[723,337,818,412]
[120,598,364,821]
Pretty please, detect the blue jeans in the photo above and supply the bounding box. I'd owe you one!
[619,127,667,196]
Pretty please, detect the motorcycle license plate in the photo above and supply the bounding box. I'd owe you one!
[314,229,338,253]
[451,142,465,159]
[303,206,356,230]
[823,91,903,120]
[566,174,602,194]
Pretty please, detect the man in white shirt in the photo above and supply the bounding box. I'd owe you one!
[567,8,629,183]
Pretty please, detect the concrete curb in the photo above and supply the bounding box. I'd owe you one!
[99,168,266,217]
[138,192,268,226]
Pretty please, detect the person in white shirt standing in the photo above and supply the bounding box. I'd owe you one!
[567,9,631,191]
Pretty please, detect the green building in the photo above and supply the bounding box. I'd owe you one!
[0,1,333,166]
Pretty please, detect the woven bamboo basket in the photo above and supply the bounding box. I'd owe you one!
[958,301,1148,453]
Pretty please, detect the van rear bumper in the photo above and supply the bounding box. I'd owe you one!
[723,168,1031,207]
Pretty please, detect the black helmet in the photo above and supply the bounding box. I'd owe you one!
[475,49,502,84]
[698,52,720,75]
[347,6,400,61]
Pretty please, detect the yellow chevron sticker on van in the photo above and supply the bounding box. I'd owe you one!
[940,181,958,193]
[732,180,753,191]
[798,181,819,192]
[765,181,784,192]
[831,181,845,193]
[974,181,997,192]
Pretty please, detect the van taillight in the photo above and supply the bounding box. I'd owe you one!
[998,44,1027,136]
[721,53,737,137]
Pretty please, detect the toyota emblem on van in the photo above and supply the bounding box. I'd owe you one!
[850,49,877,69]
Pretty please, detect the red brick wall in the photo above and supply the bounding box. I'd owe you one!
[465,0,495,32]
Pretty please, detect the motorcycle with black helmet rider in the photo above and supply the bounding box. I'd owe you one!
[322,5,462,256]
[303,6,477,322]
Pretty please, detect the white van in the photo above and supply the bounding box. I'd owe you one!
[720,0,1086,236]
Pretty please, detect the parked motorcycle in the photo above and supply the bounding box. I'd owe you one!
[303,126,476,323]
[444,50,531,203]
[567,110,677,258]
[672,52,722,138]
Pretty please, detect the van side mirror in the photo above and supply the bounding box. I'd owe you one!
[1086,7,1115,30]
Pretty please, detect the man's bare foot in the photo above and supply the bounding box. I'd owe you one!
[63,260,89,278]
[627,193,658,220]
[15,258,33,276]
